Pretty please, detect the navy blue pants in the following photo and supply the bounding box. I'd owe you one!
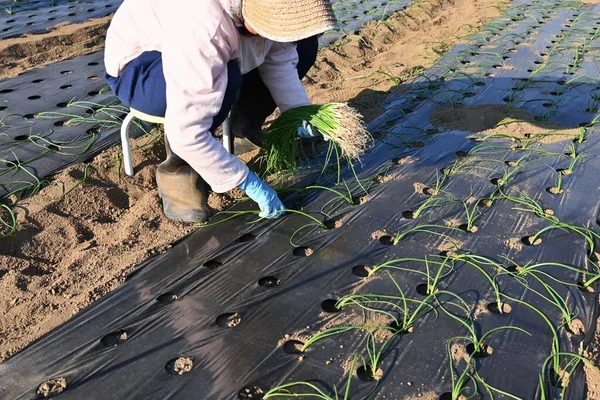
[106,37,319,133]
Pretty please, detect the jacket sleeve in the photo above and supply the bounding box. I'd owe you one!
[161,25,249,193]
[258,41,311,112]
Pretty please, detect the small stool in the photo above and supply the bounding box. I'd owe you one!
[120,108,232,177]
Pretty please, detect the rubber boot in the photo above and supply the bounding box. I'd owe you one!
[155,137,211,223]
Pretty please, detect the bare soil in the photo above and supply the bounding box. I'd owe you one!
[0,0,511,362]
[0,131,245,361]
[585,317,600,398]
[0,16,111,80]
[166,357,194,375]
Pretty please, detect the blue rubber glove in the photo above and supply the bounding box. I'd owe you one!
[238,171,285,219]
[297,120,326,140]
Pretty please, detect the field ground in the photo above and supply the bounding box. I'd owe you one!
[1,0,600,397]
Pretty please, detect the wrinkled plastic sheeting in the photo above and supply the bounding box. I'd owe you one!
[2,1,600,399]
[0,51,125,198]
[0,0,121,39]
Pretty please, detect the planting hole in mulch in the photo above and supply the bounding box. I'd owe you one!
[293,246,313,257]
[37,377,67,398]
[466,342,493,358]
[490,177,504,186]
[411,141,425,148]
[389,321,414,334]
[546,187,564,195]
[165,357,193,375]
[357,365,383,381]
[238,386,264,399]
[521,236,542,246]
[13,135,29,141]
[416,283,435,296]
[257,276,280,288]
[505,160,518,167]
[459,224,478,233]
[352,265,370,278]
[402,210,416,219]
[203,259,222,269]
[557,168,571,176]
[321,299,341,313]
[504,264,520,273]
[567,319,585,336]
[544,209,554,216]
[324,215,345,229]
[238,233,257,243]
[456,150,469,157]
[479,199,493,208]
[351,196,364,205]
[577,281,594,293]
[393,156,417,165]
[156,293,178,304]
[216,312,242,328]
[101,330,128,347]
[487,302,512,314]
[282,340,305,354]
[550,368,571,388]
[439,250,460,258]
[423,187,437,196]
[379,235,394,246]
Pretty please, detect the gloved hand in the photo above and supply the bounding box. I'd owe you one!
[238,171,286,219]
[297,120,327,140]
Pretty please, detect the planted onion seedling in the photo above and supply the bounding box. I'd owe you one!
[499,188,559,223]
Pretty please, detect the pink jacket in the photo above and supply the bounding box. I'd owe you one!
[104,0,311,192]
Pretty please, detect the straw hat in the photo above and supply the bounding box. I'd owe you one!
[243,0,337,42]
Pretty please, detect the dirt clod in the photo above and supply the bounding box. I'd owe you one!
[293,247,314,257]
[224,313,242,328]
[37,377,67,398]
[547,187,564,195]
[523,236,542,246]
[568,319,585,336]
[239,386,264,399]
[166,357,193,375]
[487,302,512,314]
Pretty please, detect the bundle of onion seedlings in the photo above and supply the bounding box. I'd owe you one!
[263,103,371,175]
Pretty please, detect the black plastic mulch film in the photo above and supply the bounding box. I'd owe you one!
[0,0,410,199]
[2,0,600,399]
[0,0,119,40]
